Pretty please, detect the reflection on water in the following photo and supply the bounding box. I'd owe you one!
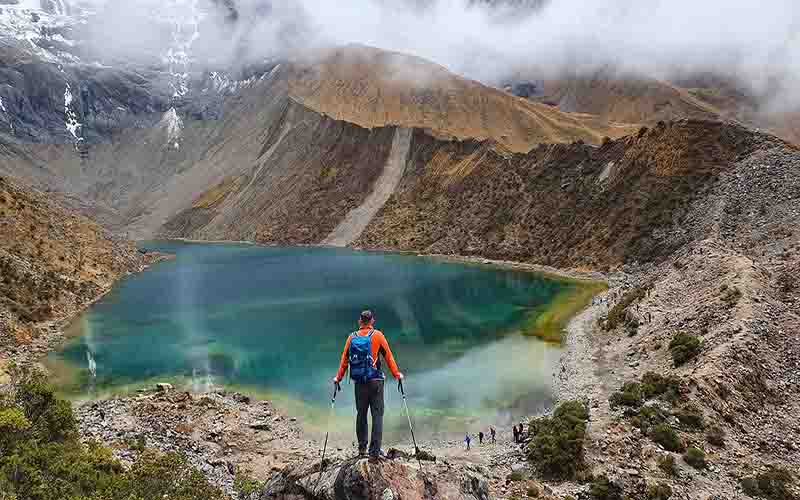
[49,242,576,434]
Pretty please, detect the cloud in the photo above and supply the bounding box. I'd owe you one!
[79,0,800,108]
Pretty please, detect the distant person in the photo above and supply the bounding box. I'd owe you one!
[465,433,471,451]
[490,426,496,444]
[512,425,519,443]
[478,431,484,445]
[518,423,525,441]
[333,310,403,461]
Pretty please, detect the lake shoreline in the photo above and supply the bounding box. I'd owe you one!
[23,240,616,497]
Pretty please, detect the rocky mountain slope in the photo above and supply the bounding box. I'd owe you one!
[0,174,156,372]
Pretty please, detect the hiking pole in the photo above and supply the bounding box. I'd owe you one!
[398,379,423,470]
[315,380,341,494]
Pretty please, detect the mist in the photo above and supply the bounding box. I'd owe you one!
[81,0,800,108]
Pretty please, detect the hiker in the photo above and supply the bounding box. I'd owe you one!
[518,423,525,441]
[333,310,403,461]
[512,425,519,443]
[465,433,471,450]
[478,431,484,445]
[490,426,496,444]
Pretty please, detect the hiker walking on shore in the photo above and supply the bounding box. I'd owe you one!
[478,431,484,445]
[512,425,519,443]
[490,426,496,444]
[333,310,403,461]
[465,433,471,450]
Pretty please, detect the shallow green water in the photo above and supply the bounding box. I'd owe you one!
[50,242,574,433]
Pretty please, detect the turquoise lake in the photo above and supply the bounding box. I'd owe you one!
[50,242,575,434]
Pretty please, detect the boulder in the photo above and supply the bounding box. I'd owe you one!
[256,457,489,500]
[156,383,174,392]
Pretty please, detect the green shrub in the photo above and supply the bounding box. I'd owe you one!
[610,382,643,407]
[508,471,525,482]
[527,485,540,497]
[669,333,702,366]
[706,426,726,447]
[234,469,263,497]
[527,401,589,478]
[683,447,706,469]
[647,482,673,500]
[740,467,797,500]
[589,475,624,500]
[640,372,682,403]
[605,288,646,330]
[610,373,682,409]
[632,405,670,434]
[657,455,678,476]
[0,365,224,500]
[675,404,705,430]
[649,424,684,452]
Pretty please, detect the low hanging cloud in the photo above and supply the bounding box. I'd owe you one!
[81,0,800,108]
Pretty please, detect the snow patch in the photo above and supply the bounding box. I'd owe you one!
[64,82,83,143]
[160,107,184,145]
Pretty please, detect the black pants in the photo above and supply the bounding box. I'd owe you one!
[355,379,384,456]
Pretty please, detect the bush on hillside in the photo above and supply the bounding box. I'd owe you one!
[0,365,224,500]
[669,333,701,366]
[610,372,682,409]
[683,447,706,469]
[740,467,798,500]
[647,483,673,500]
[649,424,684,452]
[657,455,678,477]
[674,404,705,430]
[605,287,646,331]
[527,401,589,478]
[589,475,624,500]
[631,405,670,434]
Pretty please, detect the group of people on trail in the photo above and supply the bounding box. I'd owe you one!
[331,309,528,460]
[464,426,497,450]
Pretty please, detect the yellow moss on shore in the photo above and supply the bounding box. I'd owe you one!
[524,279,607,343]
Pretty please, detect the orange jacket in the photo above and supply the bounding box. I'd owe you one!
[336,326,401,382]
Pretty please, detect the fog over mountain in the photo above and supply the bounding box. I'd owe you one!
[66,0,800,109]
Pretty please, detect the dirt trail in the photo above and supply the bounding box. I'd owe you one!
[323,127,412,247]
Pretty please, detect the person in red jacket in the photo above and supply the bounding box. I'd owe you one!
[333,310,403,460]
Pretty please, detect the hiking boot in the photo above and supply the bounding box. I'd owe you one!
[358,448,368,458]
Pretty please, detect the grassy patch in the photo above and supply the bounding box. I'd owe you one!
[669,333,701,366]
[650,424,684,452]
[610,372,682,408]
[631,405,671,434]
[683,447,706,469]
[674,404,705,430]
[526,280,607,343]
[234,468,263,497]
[658,455,678,476]
[605,287,646,331]
[527,400,589,478]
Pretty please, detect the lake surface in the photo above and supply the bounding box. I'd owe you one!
[50,242,579,435]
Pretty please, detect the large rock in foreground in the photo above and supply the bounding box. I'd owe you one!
[257,456,490,500]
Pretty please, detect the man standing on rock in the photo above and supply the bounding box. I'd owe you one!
[333,310,403,461]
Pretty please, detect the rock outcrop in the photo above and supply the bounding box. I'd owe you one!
[257,457,490,500]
